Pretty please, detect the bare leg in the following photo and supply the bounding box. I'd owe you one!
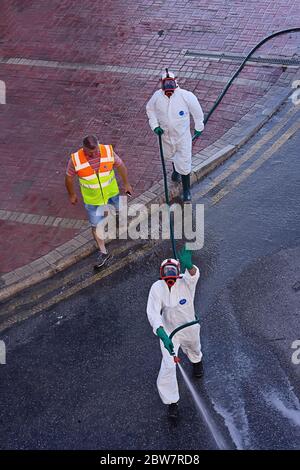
[91,227,107,254]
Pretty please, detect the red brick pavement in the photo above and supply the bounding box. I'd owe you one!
[0,220,79,273]
[0,0,299,273]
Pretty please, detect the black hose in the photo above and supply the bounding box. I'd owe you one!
[169,316,200,340]
[203,27,300,127]
[158,133,177,259]
[166,27,300,338]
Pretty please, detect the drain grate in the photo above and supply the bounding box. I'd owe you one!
[185,50,300,67]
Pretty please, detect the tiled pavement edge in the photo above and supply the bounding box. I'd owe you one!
[0,65,298,302]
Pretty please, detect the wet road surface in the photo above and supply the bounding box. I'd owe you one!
[0,100,299,450]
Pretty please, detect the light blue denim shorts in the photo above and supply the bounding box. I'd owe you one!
[84,195,120,228]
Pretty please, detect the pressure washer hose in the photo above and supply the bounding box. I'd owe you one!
[158,133,177,259]
[159,28,300,259]
[200,27,300,129]
[169,315,200,340]
[158,28,300,340]
[169,315,200,362]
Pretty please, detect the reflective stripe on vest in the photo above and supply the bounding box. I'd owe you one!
[73,152,90,171]
[101,172,116,188]
[79,182,100,189]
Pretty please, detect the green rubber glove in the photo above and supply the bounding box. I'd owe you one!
[178,246,193,271]
[194,130,202,138]
[154,126,164,136]
[156,327,174,355]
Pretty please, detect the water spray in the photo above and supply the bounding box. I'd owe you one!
[177,362,228,450]
[168,319,229,449]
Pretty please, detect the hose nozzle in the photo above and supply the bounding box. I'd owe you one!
[171,352,180,363]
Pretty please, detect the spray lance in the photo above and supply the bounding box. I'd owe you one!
[171,350,181,364]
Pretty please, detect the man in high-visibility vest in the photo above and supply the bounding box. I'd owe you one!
[65,135,133,269]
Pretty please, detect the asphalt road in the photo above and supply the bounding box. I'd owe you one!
[0,101,299,450]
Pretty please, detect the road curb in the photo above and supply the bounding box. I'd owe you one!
[0,66,298,302]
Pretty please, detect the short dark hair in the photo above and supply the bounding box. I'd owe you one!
[83,135,98,149]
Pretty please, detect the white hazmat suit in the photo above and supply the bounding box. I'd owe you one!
[146,87,204,175]
[147,267,202,404]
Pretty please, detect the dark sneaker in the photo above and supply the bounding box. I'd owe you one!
[193,361,203,378]
[94,251,111,270]
[168,402,178,419]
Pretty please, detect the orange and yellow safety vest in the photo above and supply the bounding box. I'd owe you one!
[71,144,119,205]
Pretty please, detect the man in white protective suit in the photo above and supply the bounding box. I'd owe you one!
[146,247,203,420]
[146,69,204,202]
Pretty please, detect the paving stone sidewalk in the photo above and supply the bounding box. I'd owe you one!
[0,0,299,282]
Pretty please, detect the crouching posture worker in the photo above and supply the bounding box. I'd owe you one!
[146,247,203,419]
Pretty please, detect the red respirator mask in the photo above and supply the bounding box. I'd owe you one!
[161,68,177,97]
[160,258,181,288]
